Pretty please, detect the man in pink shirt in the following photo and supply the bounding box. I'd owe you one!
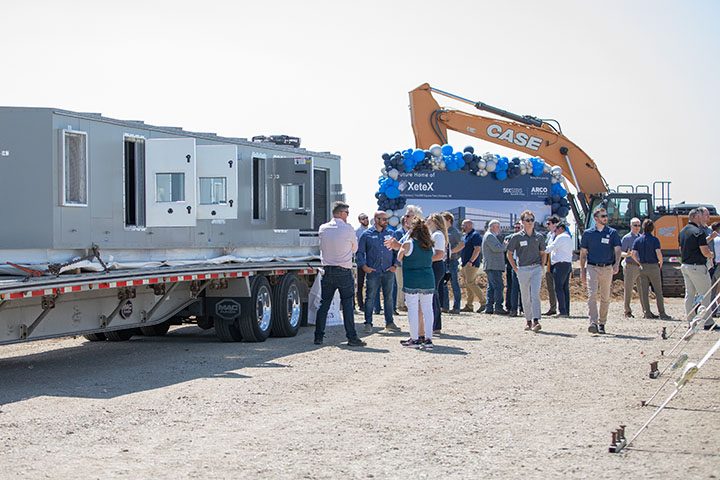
[314,201,367,347]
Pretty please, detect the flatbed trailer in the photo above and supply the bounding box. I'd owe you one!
[0,261,319,346]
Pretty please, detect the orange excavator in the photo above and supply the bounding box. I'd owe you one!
[409,83,718,296]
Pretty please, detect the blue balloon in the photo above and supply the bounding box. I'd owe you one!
[441,144,453,156]
[552,194,561,203]
[497,157,509,172]
[402,151,411,160]
[386,186,400,199]
[552,202,560,212]
[495,170,508,180]
[412,149,425,163]
[558,206,570,218]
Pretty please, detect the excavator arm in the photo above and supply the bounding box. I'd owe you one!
[409,83,609,201]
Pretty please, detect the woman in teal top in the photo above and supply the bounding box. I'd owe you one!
[398,218,436,349]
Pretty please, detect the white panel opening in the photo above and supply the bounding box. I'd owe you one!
[196,145,238,220]
[145,137,197,227]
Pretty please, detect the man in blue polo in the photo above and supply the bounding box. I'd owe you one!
[357,211,400,333]
[460,219,486,312]
[580,207,622,334]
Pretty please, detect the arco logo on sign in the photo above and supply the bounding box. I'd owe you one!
[216,299,241,320]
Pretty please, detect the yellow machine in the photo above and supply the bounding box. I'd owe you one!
[408,83,718,296]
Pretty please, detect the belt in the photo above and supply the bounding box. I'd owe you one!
[588,262,612,267]
[324,265,351,271]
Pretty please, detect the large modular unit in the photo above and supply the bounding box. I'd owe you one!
[0,107,344,266]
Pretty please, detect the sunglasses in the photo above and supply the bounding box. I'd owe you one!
[597,214,608,218]
[523,218,535,222]
[631,223,641,227]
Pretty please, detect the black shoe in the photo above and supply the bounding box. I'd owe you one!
[400,338,421,348]
[449,309,460,315]
[495,308,509,315]
[441,308,449,314]
[484,309,494,315]
[543,309,557,316]
[313,338,323,345]
[644,312,659,319]
[347,338,367,347]
[624,312,634,318]
[597,324,606,334]
[509,311,519,317]
[588,323,598,334]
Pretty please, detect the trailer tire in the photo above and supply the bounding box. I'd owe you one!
[140,321,171,336]
[214,316,243,342]
[271,274,303,337]
[83,333,106,342]
[238,276,273,342]
[196,316,214,330]
[105,329,135,341]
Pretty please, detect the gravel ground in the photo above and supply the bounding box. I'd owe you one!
[0,298,718,479]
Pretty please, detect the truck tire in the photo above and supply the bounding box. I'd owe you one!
[271,274,303,337]
[105,329,135,341]
[140,321,171,336]
[662,263,685,298]
[196,316,214,330]
[214,316,243,342]
[238,276,273,342]
[83,333,106,342]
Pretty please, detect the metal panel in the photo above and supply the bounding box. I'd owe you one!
[145,138,197,227]
[273,156,312,230]
[196,145,238,220]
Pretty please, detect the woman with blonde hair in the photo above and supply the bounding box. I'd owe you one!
[427,213,449,334]
[398,217,436,349]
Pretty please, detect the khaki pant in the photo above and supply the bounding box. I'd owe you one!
[461,263,486,308]
[681,264,712,316]
[587,265,613,325]
[637,263,667,316]
[623,263,648,315]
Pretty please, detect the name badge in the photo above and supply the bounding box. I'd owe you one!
[601,238,610,244]
[519,240,528,247]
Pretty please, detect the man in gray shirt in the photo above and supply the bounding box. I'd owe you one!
[620,217,647,318]
[482,220,508,315]
[441,211,465,314]
[506,210,547,332]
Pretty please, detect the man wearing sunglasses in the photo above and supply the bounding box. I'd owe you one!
[579,207,622,334]
[620,217,647,318]
[506,210,547,332]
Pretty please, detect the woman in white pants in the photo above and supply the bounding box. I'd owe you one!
[398,218,436,349]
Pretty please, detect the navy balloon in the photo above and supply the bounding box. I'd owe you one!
[463,146,474,154]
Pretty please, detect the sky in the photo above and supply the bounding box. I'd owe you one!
[2,0,719,228]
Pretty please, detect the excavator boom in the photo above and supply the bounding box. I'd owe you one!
[409,83,608,196]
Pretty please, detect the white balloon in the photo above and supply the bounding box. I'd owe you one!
[486,160,497,172]
[520,167,528,175]
[551,166,563,176]
[388,168,399,180]
[479,169,488,176]
[381,167,387,176]
[388,215,400,227]
[385,209,394,218]
[476,169,483,176]
[430,144,442,157]
[543,164,552,174]
[438,160,446,170]
[478,160,486,170]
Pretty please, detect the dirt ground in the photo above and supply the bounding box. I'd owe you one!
[0,298,718,479]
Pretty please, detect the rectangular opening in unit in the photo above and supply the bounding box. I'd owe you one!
[199,177,227,205]
[313,169,328,230]
[63,130,88,205]
[156,173,185,202]
[252,156,266,220]
[124,137,146,227]
[281,184,304,210]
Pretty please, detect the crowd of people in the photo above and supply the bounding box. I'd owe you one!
[313,201,719,348]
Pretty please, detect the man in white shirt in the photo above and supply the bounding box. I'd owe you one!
[314,202,367,347]
[545,222,573,317]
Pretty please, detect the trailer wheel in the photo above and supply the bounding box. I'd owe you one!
[214,316,243,342]
[105,329,135,341]
[271,274,303,337]
[83,333,106,342]
[196,316,214,330]
[140,321,171,336]
[238,276,273,342]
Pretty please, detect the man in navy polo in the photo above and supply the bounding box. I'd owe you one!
[579,207,621,334]
[357,211,400,333]
[460,219,486,312]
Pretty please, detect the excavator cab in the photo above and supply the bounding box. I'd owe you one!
[586,190,653,238]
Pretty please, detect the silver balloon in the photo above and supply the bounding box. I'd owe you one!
[486,160,497,172]
[388,168,399,180]
[381,167,387,176]
[543,164,551,174]
[479,170,488,176]
[430,144,442,157]
[551,166,563,177]
[477,160,486,170]
[388,215,400,228]
[551,177,559,184]
[438,160,446,170]
[385,209,394,218]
